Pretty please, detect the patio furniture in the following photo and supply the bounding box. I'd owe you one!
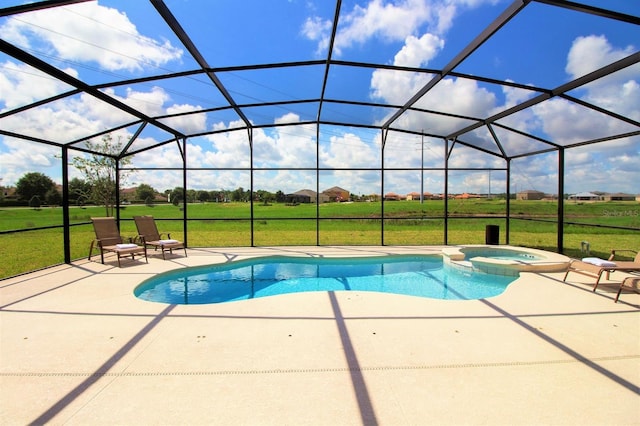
[89,217,147,267]
[563,249,640,292]
[134,215,186,259]
[615,276,640,303]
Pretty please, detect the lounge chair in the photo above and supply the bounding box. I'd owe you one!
[89,217,147,267]
[563,249,640,292]
[134,215,186,259]
[615,276,640,303]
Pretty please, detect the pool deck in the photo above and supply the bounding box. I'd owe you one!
[1,246,639,425]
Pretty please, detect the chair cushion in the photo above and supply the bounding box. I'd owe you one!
[582,257,616,267]
[116,243,139,249]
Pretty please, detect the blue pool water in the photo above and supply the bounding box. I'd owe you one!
[134,255,517,304]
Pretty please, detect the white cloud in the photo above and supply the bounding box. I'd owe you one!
[335,0,432,52]
[500,81,537,109]
[370,68,431,104]
[0,83,207,144]
[0,102,105,143]
[417,78,496,116]
[566,35,635,81]
[201,116,316,171]
[393,33,444,67]
[304,0,495,56]
[320,132,380,168]
[161,104,208,135]
[202,121,252,168]
[0,62,77,111]
[533,98,619,145]
[301,16,332,55]
[200,141,251,169]
[531,35,639,148]
[0,138,61,185]
[274,112,303,125]
[255,120,317,168]
[371,73,496,135]
[131,138,185,169]
[565,35,640,119]
[0,2,182,72]
[560,140,640,194]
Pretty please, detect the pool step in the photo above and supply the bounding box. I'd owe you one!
[451,260,474,271]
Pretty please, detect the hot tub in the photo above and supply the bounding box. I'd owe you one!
[442,245,571,276]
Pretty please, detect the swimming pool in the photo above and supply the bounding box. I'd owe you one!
[134,255,517,304]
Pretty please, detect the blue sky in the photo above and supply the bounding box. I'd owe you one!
[0,0,638,197]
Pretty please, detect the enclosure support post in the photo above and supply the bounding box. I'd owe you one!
[420,131,424,204]
[62,146,71,264]
[444,138,450,245]
[249,128,254,247]
[115,158,120,223]
[558,148,565,253]
[506,158,511,245]
[381,129,387,245]
[182,137,188,247]
[316,124,320,246]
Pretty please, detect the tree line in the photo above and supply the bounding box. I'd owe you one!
[5,172,293,208]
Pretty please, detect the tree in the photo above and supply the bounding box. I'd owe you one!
[16,172,55,202]
[69,177,91,205]
[186,189,197,203]
[71,134,133,216]
[45,188,62,206]
[232,187,245,202]
[29,195,42,209]
[197,190,210,202]
[256,190,274,203]
[136,184,156,202]
[170,187,184,206]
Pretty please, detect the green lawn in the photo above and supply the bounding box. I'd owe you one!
[1,200,638,279]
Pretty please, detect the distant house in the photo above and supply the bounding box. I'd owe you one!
[384,192,403,201]
[322,186,350,202]
[1,186,16,198]
[120,187,166,202]
[120,187,137,201]
[517,190,545,201]
[455,193,484,199]
[287,189,329,203]
[568,192,601,201]
[602,193,636,201]
[287,193,310,203]
[407,192,434,201]
[406,192,420,201]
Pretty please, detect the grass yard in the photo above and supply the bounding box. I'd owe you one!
[1,199,638,278]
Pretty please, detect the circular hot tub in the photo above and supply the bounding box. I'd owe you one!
[442,245,571,276]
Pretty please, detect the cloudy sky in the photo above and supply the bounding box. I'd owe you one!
[0,0,638,196]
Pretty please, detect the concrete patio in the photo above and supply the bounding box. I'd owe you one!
[1,246,638,425]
